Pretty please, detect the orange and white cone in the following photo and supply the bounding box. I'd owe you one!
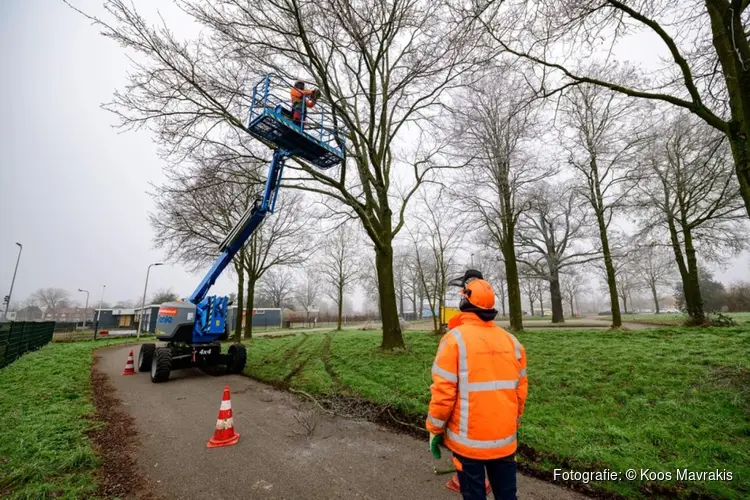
[445,473,491,494]
[122,349,136,375]
[207,385,240,448]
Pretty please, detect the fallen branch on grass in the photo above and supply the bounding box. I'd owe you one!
[387,409,428,434]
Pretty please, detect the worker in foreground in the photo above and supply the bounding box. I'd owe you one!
[426,270,528,500]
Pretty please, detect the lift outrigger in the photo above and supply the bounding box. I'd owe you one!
[139,74,346,382]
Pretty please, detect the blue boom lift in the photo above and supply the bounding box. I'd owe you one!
[138,74,346,382]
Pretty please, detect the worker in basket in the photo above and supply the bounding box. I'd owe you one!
[290,80,319,128]
[426,269,528,500]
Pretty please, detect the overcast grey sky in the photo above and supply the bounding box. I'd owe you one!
[1,0,748,310]
[0,0,236,306]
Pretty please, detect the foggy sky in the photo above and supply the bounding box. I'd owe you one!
[1,0,748,309]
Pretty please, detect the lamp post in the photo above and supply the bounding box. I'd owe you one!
[138,262,163,339]
[471,253,475,268]
[77,288,89,329]
[93,284,106,340]
[3,242,22,321]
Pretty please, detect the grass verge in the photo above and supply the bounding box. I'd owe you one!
[244,327,750,499]
[604,312,750,327]
[0,338,132,498]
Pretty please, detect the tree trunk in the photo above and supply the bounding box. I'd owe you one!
[244,276,256,339]
[398,281,404,317]
[569,295,575,318]
[651,284,660,314]
[234,262,244,343]
[528,294,535,316]
[336,280,343,331]
[596,212,622,327]
[621,294,628,314]
[502,239,524,331]
[375,246,404,349]
[549,270,565,323]
[683,228,705,323]
[539,293,545,316]
[706,0,750,218]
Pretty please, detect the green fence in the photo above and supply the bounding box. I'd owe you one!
[0,321,55,368]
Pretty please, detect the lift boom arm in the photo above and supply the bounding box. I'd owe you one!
[189,149,287,304]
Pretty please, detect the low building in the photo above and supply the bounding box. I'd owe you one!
[134,305,161,333]
[228,307,282,330]
[93,308,138,329]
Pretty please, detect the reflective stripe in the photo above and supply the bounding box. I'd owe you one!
[519,368,527,377]
[427,414,446,429]
[432,363,458,383]
[446,429,517,449]
[467,379,518,391]
[220,400,232,411]
[506,332,522,360]
[450,328,469,437]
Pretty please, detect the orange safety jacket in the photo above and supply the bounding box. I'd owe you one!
[426,312,528,460]
[290,87,316,108]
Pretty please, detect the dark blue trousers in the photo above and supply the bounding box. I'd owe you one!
[454,453,517,500]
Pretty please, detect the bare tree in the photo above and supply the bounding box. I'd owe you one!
[560,83,647,328]
[561,270,586,318]
[634,114,747,323]
[259,268,296,308]
[454,69,549,331]
[633,243,677,314]
[31,288,70,319]
[150,154,310,340]
[320,225,360,330]
[150,289,179,304]
[408,189,466,333]
[242,192,313,339]
[520,274,540,316]
[516,181,598,323]
[77,0,489,349]
[479,0,750,218]
[296,269,320,326]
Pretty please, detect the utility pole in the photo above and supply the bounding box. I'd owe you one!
[77,289,89,329]
[138,262,163,339]
[94,284,105,340]
[3,242,22,321]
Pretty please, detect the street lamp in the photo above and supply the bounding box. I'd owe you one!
[138,262,163,339]
[94,284,106,340]
[77,288,90,329]
[3,242,22,321]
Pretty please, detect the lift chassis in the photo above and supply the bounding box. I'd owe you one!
[142,73,345,383]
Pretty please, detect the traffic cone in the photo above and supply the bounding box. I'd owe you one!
[207,385,240,448]
[445,473,491,494]
[122,349,136,375]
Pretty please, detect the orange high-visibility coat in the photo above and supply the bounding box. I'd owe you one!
[426,312,528,460]
[290,87,316,108]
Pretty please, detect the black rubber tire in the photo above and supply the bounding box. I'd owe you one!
[138,343,156,372]
[150,347,172,383]
[228,343,247,374]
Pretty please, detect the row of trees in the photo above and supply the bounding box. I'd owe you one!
[12,287,179,320]
[76,0,750,346]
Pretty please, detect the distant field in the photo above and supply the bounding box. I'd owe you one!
[605,312,750,326]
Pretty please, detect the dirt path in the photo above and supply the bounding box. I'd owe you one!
[97,344,589,500]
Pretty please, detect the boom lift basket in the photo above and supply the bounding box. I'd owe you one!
[245,74,346,169]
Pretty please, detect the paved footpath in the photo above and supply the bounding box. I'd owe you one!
[98,344,589,500]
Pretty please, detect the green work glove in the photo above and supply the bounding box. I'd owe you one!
[430,432,443,459]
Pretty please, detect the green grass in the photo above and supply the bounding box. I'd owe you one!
[244,327,750,499]
[605,312,750,326]
[0,338,132,499]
